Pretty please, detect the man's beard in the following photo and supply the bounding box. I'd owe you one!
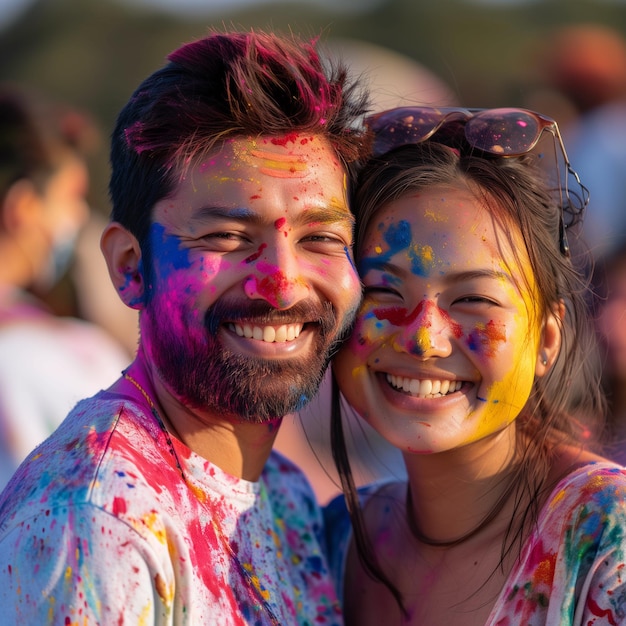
[142,297,354,423]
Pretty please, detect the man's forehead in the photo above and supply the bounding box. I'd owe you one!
[218,133,340,171]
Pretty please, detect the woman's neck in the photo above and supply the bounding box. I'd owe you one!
[402,425,519,545]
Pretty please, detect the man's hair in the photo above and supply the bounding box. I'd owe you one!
[109,29,369,249]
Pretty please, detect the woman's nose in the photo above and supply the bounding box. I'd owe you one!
[243,242,310,309]
[398,299,453,358]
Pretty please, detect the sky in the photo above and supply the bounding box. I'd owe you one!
[0,0,552,30]
[0,0,383,28]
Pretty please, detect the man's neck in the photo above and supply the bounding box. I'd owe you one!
[124,356,281,482]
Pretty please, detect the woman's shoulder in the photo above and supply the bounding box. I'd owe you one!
[543,453,626,519]
[323,480,405,601]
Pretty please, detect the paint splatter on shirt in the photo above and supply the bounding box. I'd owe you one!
[0,391,342,625]
[324,463,626,625]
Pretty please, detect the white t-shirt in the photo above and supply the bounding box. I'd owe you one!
[0,392,343,625]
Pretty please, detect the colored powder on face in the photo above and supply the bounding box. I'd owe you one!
[255,273,302,309]
[408,242,435,277]
[274,217,287,230]
[151,224,191,271]
[360,219,434,278]
[270,133,300,146]
[373,305,415,326]
[249,147,308,178]
[412,327,433,356]
[245,243,267,264]
[467,320,507,357]
[372,301,461,334]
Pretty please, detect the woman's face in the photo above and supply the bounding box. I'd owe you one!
[334,181,546,454]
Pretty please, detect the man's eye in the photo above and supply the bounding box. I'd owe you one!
[203,232,240,240]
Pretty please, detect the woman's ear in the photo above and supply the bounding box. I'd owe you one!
[100,222,145,310]
[536,300,565,377]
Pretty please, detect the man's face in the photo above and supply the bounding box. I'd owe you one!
[140,134,361,423]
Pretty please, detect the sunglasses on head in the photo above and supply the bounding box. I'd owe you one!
[365,106,589,256]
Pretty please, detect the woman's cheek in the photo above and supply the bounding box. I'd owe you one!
[348,307,393,352]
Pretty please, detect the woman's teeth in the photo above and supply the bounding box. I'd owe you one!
[386,374,462,398]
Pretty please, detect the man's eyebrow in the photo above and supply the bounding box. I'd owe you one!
[193,205,261,223]
[294,206,355,228]
[193,204,355,227]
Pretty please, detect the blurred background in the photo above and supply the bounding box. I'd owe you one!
[3,0,626,219]
[4,0,626,501]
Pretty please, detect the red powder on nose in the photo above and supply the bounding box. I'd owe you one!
[258,273,291,307]
[374,302,463,337]
[274,217,286,230]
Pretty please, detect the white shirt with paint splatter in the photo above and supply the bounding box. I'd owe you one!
[0,392,343,625]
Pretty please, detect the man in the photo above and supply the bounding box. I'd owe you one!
[0,30,368,624]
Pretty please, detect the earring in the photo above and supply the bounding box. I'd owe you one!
[541,352,548,366]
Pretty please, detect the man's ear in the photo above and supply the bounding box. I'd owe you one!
[100,222,145,310]
[535,300,565,377]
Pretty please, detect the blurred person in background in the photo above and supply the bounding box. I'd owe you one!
[0,84,129,490]
[538,23,626,262]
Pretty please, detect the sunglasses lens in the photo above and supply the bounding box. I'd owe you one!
[465,109,543,155]
[369,108,446,156]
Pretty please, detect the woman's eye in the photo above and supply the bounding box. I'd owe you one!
[453,295,498,306]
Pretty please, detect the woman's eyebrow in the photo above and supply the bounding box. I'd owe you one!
[361,261,511,285]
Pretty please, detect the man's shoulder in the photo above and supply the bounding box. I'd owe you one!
[262,450,322,518]
[0,393,152,533]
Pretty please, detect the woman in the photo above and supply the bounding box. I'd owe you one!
[326,106,626,625]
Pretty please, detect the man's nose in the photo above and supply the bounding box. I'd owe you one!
[243,241,310,309]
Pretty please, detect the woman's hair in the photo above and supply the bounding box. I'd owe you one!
[331,141,605,612]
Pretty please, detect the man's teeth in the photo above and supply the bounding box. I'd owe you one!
[386,374,462,398]
[229,323,302,343]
